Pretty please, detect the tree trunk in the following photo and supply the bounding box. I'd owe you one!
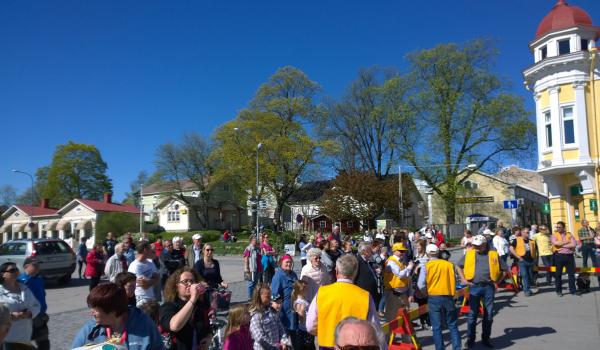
[443,188,457,225]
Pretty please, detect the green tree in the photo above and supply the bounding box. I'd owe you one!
[95,212,139,241]
[398,40,535,223]
[43,142,113,208]
[155,133,212,228]
[211,66,321,230]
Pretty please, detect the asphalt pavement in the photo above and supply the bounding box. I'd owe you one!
[46,252,600,350]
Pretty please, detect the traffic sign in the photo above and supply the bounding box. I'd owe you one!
[541,203,550,214]
[503,200,518,209]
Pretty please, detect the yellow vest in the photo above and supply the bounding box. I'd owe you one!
[425,259,456,297]
[316,282,369,347]
[463,250,502,282]
[515,237,537,259]
[383,255,410,289]
[552,232,573,252]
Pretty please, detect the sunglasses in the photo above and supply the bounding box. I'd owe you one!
[205,248,213,252]
[3,268,18,273]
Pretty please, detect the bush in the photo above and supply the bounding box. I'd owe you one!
[96,213,140,242]
[159,230,222,245]
[271,231,296,254]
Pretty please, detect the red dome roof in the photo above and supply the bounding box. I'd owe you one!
[536,0,595,39]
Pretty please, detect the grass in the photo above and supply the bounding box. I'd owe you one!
[209,239,248,255]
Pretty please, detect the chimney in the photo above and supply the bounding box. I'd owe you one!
[40,198,49,209]
[104,193,112,204]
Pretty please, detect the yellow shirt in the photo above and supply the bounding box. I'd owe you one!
[534,233,553,256]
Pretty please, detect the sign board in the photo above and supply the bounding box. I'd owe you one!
[456,196,495,204]
[591,199,598,212]
[258,200,267,209]
[503,200,518,209]
[541,203,550,214]
[284,244,296,256]
[376,219,388,230]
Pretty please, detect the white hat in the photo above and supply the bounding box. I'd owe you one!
[472,235,486,246]
[425,232,434,239]
[172,236,182,243]
[192,234,202,240]
[483,229,493,236]
[426,244,439,254]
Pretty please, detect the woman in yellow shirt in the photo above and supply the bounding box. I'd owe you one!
[533,225,553,285]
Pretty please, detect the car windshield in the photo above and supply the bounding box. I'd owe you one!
[0,242,28,256]
[35,241,70,255]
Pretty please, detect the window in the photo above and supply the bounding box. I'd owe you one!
[463,180,479,190]
[581,39,589,52]
[347,221,354,228]
[540,46,547,59]
[168,211,180,222]
[222,184,230,192]
[320,220,326,228]
[544,111,552,148]
[562,106,575,145]
[558,39,571,55]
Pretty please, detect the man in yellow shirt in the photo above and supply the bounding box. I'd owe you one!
[533,225,553,285]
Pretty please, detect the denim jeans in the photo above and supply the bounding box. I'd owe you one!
[428,296,461,350]
[378,292,386,313]
[581,243,596,268]
[518,260,534,294]
[467,284,495,342]
[554,253,576,294]
[247,271,262,299]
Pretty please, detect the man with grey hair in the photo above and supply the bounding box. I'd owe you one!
[334,317,385,350]
[354,241,381,308]
[306,254,380,348]
[300,247,331,302]
[104,243,127,282]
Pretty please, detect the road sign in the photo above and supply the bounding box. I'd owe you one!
[541,203,550,214]
[503,200,518,209]
[456,196,495,204]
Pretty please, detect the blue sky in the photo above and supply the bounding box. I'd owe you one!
[1,0,599,201]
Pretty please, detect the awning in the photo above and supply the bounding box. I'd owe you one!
[0,223,12,234]
[13,223,27,232]
[44,220,58,231]
[24,223,38,232]
[75,220,92,230]
[56,220,71,230]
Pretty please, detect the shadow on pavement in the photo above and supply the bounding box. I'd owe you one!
[493,327,557,349]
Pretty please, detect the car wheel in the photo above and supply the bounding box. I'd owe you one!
[58,274,72,285]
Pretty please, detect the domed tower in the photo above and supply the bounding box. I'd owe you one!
[523,0,600,233]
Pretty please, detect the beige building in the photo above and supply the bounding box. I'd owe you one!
[0,199,59,243]
[431,167,550,232]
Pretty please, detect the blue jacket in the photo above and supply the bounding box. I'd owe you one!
[18,272,47,314]
[71,307,163,350]
[271,268,298,331]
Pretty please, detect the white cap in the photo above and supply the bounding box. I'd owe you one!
[483,229,493,236]
[426,244,439,254]
[425,232,434,239]
[172,236,182,243]
[472,235,486,246]
[192,234,202,240]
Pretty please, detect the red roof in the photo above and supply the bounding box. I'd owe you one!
[536,0,597,39]
[14,205,58,216]
[78,199,141,214]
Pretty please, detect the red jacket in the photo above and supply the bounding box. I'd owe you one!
[85,249,105,278]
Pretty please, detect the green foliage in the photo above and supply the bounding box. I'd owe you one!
[159,230,222,245]
[43,141,113,208]
[271,231,296,253]
[96,213,140,242]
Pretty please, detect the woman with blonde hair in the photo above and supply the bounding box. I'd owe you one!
[249,283,289,350]
[223,304,252,350]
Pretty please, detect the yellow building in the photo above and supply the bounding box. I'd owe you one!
[524,0,600,235]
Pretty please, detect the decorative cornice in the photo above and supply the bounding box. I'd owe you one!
[573,81,587,89]
[548,86,561,94]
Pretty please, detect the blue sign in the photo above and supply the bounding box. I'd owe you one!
[503,200,518,209]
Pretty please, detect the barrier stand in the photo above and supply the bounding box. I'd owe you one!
[459,287,484,317]
[496,271,519,293]
[384,308,422,350]
[537,266,600,274]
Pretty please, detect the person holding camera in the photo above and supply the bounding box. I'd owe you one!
[159,267,212,350]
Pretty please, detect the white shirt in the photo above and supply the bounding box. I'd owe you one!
[493,235,510,256]
[128,258,158,301]
[0,283,41,342]
[193,246,201,263]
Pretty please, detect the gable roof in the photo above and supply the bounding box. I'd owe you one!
[58,199,140,214]
[288,180,333,204]
[1,205,58,219]
[142,180,202,195]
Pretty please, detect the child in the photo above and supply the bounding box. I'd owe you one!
[292,280,315,350]
[224,304,253,350]
[249,283,290,350]
[576,272,591,293]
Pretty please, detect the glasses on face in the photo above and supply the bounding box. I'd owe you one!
[3,268,18,274]
[205,248,213,252]
[313,256,321,260]
[178,279,195,286]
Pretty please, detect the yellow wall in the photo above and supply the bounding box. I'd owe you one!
[559,83,575,104]
[539,90,549,110]
[542,152,552,161]
[561,149,579,160]
[586,80,600,159]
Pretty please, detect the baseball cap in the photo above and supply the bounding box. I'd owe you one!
[392,243,407,252]
[472,235,487,246]
[426,244,439,254]
[192,234,202,240]
[172,236,182,243]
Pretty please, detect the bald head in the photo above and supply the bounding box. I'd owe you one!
[334,317,381,348]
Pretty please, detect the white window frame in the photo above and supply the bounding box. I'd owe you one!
[168,210,180,222]
[543,109,553,150]
[560,105,577,148]
[557,38,571,56]
[319,220,326,228]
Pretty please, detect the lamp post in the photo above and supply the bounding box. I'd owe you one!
[11,169,34,205]
[398,163,477,227]
[139,183,144,235]
[256,143,262,241]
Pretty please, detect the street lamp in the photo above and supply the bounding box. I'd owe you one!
[11,169,34,205]
[256,143,262,241]
[139,183,144,235]
[398,163,477,227]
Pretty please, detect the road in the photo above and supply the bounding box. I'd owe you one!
[46,252,600,349]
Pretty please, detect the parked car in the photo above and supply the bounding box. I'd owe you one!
[0,238,76,285]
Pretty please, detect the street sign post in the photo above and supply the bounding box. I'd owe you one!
[503,200,518,209]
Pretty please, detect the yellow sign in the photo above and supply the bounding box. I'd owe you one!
[456,196,494,204]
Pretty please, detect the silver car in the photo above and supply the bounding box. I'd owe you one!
[0,238,76,285]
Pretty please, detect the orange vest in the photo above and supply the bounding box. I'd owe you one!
[316,282,369,347]
[515,237,537,259]
[552,232,573,252]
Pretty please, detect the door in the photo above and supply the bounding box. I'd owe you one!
[570,195,584,236]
